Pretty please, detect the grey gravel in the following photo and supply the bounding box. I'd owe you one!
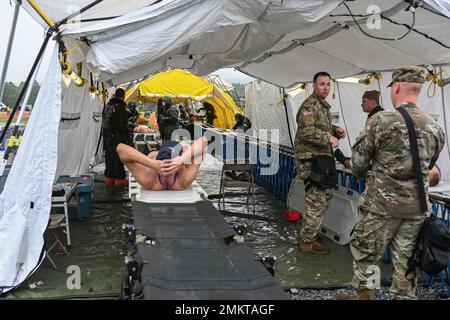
[288,284,450,300]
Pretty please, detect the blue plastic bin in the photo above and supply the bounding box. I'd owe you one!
[56,175,94,220]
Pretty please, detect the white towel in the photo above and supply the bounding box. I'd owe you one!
[135,181,207,203]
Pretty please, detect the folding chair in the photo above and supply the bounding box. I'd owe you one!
[45,214,69,270]
[218,163,255,213]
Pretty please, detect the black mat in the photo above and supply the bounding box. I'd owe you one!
[132,201,235,240]
[137,243,288,300]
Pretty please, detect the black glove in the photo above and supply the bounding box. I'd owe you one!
[334,148,350,165]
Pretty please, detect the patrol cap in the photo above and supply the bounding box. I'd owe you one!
[387,66,425,87]
[362,90,380,102]
[156,141,182,160]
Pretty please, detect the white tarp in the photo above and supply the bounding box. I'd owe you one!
[240,1,450,87]
[245,67,450,179]
[21,0,161,30]
[0,45,61,292]
[63,0,341,85]
[47,0,449,88]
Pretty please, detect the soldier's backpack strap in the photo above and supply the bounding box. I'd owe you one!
[396,106,427,213]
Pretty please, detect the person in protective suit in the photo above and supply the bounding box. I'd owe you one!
[156,98,165,139]
[126,101,139,145]
[202,101,216,126]
[158,96,179,142]
[178,103,191,129]
[102,88,130,187]
[232,113,252,131]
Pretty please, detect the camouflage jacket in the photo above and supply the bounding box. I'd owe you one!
[351,102,445,217]
[294,92,336,160]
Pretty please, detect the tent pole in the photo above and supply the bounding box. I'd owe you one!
[26,0,56,28]
[0,0,21,103]
[439,66,450,159]
[335,82,352,150]
[55,0,104,28]
[376,79,384,108]
[281,88,294,148]
[3,57,42,159]
[12,55,43,131]
[0,29,52,151]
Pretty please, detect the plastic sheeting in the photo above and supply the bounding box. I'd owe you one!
[125,69,241,128]
[245,67,450,179]
[0,45,61,292]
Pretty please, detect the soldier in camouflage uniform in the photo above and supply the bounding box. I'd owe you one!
[337,66,445,300]
[335,90,384,169]
[295,71,346,255]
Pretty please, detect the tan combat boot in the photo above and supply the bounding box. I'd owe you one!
[335,289,375,300]
[298,240,330,255]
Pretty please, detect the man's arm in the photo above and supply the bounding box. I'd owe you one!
[160,137,208,175]
[351,115,379,178]
[116,143,162,172]
[429,126,446,169]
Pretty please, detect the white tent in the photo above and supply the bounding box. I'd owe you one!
[1,0,449,292]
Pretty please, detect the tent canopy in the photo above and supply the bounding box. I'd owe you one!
[125,69,241,128]
[37,0,449,88]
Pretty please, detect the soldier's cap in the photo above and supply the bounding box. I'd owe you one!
[387,66,425,87]
[362,90,380,102]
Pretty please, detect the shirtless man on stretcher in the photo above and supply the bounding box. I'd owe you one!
[116,137,208,191]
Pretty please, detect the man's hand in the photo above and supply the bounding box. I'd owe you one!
[335,127,346,139]
[160,156,184,176]
[329,136,339,148]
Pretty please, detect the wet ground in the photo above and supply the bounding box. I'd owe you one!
[7,180,132,299]
[196,170,354,288]
[4,158,447,299]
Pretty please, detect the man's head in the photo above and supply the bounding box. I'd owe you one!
[361,90,380,113]
[162,96,173,107]
[156,140,183,161]
[388,66,425,106]
[115,88,125,100]
[235,113,244,121]
[313,71,331,99]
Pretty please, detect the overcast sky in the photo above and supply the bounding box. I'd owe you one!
[0,1,254,85]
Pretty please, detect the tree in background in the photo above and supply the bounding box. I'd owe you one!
[1,80,40,108]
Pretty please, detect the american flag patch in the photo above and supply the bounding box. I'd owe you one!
[303,110,313,116]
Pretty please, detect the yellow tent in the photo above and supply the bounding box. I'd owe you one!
[125,69,242,128]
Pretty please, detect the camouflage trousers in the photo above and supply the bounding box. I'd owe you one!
[350,207,425,300]
[301,184,333,243]
[296,159,333,243]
